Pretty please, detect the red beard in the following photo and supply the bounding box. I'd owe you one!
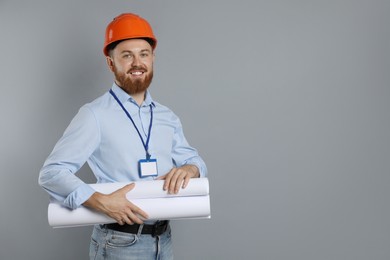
[113,65,153,95]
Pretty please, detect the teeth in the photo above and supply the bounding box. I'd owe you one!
[131,71,143,75]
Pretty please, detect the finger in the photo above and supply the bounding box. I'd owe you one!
[121,183,136,193]
[113,183,135,196]
[164,168,176,191]
[169,169,181,194]
[167,173,176,194]
[129,203,149,220]
[174,173,186,194]
[156,174,166,180]
[182,175,191,189]
[122,215,134,225]
[125,205,147,224]
[127,211,144,225]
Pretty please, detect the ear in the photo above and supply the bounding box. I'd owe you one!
[106,56,114,72]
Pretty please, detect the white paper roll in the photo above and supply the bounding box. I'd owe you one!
[90,178,209,199]
[47,178,211,228]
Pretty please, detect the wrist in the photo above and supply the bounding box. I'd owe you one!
[83,192,107,212]
[185,164,200,178]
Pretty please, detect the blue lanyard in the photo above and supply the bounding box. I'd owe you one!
[109,89,153,160]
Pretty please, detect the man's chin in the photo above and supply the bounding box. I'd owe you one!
[115,73,153,95]
[121,82,150,95]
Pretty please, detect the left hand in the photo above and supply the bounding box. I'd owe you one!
[157,164,200,194]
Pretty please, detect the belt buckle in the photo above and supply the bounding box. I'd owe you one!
[151,221,165,237]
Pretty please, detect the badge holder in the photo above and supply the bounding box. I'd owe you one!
[139,158,158,178]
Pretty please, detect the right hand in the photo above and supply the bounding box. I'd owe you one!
[83,183,149,225]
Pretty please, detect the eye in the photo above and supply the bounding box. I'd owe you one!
[140,53,149,58]
[122,54,132,59]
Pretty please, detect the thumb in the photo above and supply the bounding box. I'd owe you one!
[156,175,166,180]
[118,183,135,194]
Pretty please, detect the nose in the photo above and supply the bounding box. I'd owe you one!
[131,55,141,66]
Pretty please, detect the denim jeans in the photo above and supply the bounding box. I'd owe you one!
[89,224,173,260]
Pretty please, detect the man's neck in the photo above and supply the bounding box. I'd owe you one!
[115,81,146,106]
[131,91,146,107]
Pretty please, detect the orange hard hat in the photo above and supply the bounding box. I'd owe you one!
[103,13,157,56]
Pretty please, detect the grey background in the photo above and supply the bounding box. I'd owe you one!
[1,0,389,259]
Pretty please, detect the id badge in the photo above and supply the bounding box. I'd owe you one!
[139,159,158,178]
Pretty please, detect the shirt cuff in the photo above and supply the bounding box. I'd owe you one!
[63,183,96,209]
[184,158,208,178]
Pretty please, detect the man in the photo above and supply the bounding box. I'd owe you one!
[39,13,207,260]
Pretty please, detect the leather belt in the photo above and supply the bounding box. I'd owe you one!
[105,221,169,237]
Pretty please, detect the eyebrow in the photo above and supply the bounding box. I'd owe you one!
[120,49,152,54]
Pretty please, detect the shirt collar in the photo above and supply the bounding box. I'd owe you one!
[111,83,155,108]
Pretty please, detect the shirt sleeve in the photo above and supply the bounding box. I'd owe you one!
[38,106,100,209]
[171,115,208,178]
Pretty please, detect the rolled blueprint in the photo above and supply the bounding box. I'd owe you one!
[48,178,210,228]
[90,178,209,199]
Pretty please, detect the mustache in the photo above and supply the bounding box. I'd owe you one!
[127,66,147,74]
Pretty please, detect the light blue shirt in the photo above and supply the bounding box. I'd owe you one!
[39,84,207,209]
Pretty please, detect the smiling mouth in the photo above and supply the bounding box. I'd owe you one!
[129,69,146,77]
